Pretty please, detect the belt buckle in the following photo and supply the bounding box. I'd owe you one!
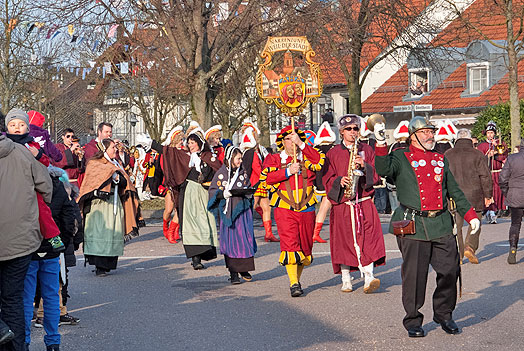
[427,210,438,218]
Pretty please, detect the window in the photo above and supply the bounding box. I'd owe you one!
[469,64,489,94]
[409,69,429,97]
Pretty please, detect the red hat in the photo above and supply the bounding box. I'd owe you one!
[435,122,453,142]
[314,121,336,145]
[275,125,306,151]
[360,116,372,137]
[239,128,257,151]
[28,110,45,128]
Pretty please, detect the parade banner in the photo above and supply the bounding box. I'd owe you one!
[256,36,323,117]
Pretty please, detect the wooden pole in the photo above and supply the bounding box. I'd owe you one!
[290,115,300,204]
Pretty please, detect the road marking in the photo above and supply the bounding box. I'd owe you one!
[495,244,524,247]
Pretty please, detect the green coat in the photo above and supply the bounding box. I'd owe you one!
[376,145,474,241]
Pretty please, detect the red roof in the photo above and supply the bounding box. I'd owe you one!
[362,0,524,113]
[362,61,524,113]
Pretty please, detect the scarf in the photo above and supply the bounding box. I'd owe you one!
[5,132,33,145]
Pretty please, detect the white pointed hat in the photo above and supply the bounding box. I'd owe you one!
[239,127,257,151]
[435,121,453,142]
[241,118,260,135]
[393,120,410,139]
[360,116,372,137]
[444,119,458,139]
[314,121,336,145]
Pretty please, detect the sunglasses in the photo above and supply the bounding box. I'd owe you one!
[64,135,75,139]
[344,127,360,131]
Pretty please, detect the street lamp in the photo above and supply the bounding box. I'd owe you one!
[129,112,138,146]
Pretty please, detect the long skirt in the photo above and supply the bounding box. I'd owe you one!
[83,195,125,270]
[220,209,256,272]
[180,180,218,260]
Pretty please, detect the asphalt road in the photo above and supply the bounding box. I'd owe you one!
[29,215,524,350]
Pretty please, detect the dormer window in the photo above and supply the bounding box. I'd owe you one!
[468,62,489,94]
[409,68,429,97]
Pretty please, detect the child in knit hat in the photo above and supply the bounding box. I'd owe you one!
[5,108,65,252]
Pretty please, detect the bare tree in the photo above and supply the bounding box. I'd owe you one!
[443,0,524,149]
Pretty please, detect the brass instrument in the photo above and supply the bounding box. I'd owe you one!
[116,141,131,155]
[495,140,506,155]
[344,140,364,200]
[367,113,386,138]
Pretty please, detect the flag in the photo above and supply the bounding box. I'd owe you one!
[104,62,112,75]
[120,62,129,74]
[108,24,119,38]
[68,24,74,36]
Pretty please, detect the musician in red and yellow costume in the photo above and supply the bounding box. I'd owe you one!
[260,125,324,297]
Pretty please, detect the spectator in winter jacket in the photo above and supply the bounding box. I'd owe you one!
[34,167,81,328]
[23,171,74,351]
[28,110,62,163]
[0,133,53,350]
[5,109,65,252]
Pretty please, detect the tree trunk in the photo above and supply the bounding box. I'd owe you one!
[506,0,521,151]
[191,76,215,130]
[348,54,362,115]
[257,98,270,147]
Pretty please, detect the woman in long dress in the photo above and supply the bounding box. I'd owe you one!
[78,138,142,276]
[208,146,257,284]
[178,132,222,269]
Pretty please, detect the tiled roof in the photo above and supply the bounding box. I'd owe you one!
[363,61,524,113]
[362,0,524,113]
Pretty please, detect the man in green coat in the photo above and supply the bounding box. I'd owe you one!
[374,116,480,338]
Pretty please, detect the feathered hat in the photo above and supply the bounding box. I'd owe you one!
[204,124,222,140]
[275,125,306,151]
[185,121,205,139]
[162,126,184,146]
[314,121,336,146]
[393,120,410,140]
[241,118,261,135]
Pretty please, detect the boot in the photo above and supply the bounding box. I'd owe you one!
[229,271,241,285]
[362,263,380,294]
[166,221,180,244]
[312,222,327,243]
[163,219,170,238]
[255,206,264,219]
[508,247,517,264]
[191,256,204,270]
[263,221,279,242]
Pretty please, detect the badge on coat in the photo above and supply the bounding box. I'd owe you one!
[218,174,224,180]
[437,160,444,167]
[434,167,442,174]
[411,161,419,168]
[419,160,426,167]
[434,175,442,182]
[431,160,437,166]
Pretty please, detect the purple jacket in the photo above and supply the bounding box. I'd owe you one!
[29,125,62,163]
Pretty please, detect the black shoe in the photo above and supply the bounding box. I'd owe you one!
[290,283,303,297]
[46,344,60,351]
[407,326,425,338]
[59,313,80,326]
[95,268,107,276]
[0,328,15,345]
[508,247,517,264]
[191,256,204,270]
[229,272,241,285]
[240,272,252,282]
[433,318,460,334]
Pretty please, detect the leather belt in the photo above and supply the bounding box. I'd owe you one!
[400,204,447,218]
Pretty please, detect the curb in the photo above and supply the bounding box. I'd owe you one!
[141,209,163,219]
